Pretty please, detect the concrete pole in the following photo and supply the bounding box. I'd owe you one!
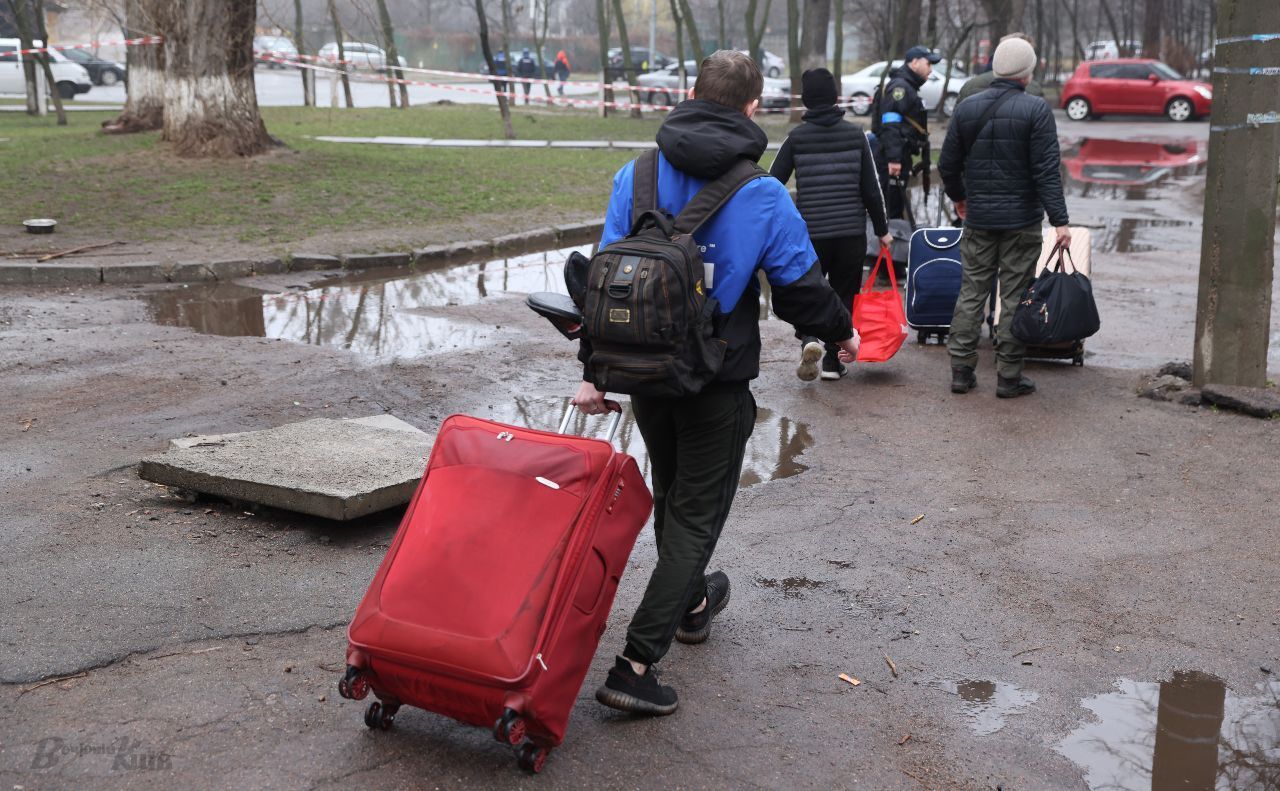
[650,0,657,69]
[1191,0,1280,387]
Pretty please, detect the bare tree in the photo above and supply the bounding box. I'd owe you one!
[669,0,687,92]
[833,0,844,82]
[596,0,612,115]
[155,0,273,157]
[1142,0,1162,60]
[785,0,801,120]
[30,0,67,125]
[612,0,643,116]
[5,0,40,115]
[326,0,354,108]
[532,0,554,99]
[474,0,516,138]
[744,0,772,69]
[677,0,707,61]
[293,0,312,106]
[373,0,409,107]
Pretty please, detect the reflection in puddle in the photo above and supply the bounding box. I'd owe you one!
[935,679,1039,736]
[491,396,814,488]
[1057,672,1280,790]
[754,576,827,597]
[144,246,589,360]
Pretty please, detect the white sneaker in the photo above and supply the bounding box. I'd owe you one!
[796,341,823,381]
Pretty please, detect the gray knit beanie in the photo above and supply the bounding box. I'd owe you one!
[992,38,1036,81]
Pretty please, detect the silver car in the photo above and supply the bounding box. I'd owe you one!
[637,60,791,112]
[840,60,969,117]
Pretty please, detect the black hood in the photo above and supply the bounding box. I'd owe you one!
[802,104,845,126]
[656,99,768,179]
[892,63,926,89]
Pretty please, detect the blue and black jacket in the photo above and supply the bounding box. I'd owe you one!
[590,99,852,384]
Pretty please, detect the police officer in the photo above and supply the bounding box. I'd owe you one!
[874,46,940,220]
[516,47,537,105]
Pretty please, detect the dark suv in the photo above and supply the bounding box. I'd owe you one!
[606,47,672,80]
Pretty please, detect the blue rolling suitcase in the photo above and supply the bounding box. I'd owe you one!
[906,228,964,345]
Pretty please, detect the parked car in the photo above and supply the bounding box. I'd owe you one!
[1060,59,1211,122]
[1084,39,1143,60]
[318,41,406,71]
[636,59,790,111]
[0,38,92,99]
[606,47,672,80]
[254,35,299,68]
[57,47,126,86]
[841,60,969,117]
[740,49,785,77]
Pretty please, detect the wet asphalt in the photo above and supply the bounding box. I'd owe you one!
[1,119,1278,790]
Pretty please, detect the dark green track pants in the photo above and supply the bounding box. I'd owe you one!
[947,222,1043,379]
[623,386,756,666]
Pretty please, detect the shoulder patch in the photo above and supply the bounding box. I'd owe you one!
[890,86,906,101]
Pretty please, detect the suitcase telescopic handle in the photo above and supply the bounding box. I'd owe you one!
[558,402,624,444]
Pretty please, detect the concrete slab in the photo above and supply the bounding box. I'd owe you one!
[492,228,558,257]
[288,253,341,272]
[140,416,433,521]
[343,252,411,270]
[26,263,102,285]
[102,262,170,284]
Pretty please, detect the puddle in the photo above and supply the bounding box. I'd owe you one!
[754,576,827,597]
[935,679,1039,736]
[1062,138,1206,196]
[1057,671,1280,790]
[145,246,589,360]
[487,396,814,488]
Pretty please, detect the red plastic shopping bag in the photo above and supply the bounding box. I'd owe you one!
[852,248,908,362]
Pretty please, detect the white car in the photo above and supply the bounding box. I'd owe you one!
[254,35,299,68]
[841,60,969,117]
[1084,40,1143,60]
[0,38,92,99]
[638,60,791,111]
[318,41,407,72]
[740,49,786,78]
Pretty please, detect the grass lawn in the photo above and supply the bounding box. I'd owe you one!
[0,104,797,256]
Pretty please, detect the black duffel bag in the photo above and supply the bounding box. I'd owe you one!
[1011,239,1100,345]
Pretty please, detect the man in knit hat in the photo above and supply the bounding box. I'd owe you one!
[937,36,1071,398]
[956,33,1044,104]
[771,68,893,381]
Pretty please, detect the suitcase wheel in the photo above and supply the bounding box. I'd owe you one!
[917,330,927,345]
[1073,354,1084,367]
[516,742,549,774]
[338,665,369,701]
[493,708,526,746]
[364,701,398,730]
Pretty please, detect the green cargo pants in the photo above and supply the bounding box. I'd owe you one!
[947,222,1043,380]
[624,385,756,666]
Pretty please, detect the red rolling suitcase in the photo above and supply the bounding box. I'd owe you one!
[337,406,652,773]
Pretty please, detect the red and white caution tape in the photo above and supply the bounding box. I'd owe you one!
[5,34,161,58]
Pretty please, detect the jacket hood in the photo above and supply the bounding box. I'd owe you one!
[802,104,846,126]
[892,64,927,89]
[656,99,769,179]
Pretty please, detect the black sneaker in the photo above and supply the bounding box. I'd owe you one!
[675,571,731,644]
[997,375,1037,398]
[820,349,848,380]
[595,657,678,715]
[797,340,823,381]
[951,365,977,394]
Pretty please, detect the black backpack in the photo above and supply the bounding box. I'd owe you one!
[582,149,766,397]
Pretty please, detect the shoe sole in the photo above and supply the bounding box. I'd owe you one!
[820,369,847,380]
[796,342,823,381]
[996,388,1035,399]
[595,686,678,716]
[674,587,731,645]
[951,381,976,394]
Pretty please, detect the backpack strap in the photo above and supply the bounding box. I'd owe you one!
[672,159,768,235]
[631,149,660,226]
[962,86,1018,156]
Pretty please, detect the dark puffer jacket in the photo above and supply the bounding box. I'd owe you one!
[769,105,890,240]
[938,80,1069,230]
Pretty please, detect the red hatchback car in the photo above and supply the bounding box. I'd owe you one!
[1061,59,1212,122]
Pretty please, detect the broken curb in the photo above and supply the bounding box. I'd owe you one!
[0,220,605,287]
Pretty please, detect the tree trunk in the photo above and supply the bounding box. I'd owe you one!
[535,0,553,99]
[156,0,272,157]
[745,0,772,69]
[925,0,937,47]
[1191,0,1280,388]
[32,0,66,125]
[374,0,409,108]
[678,0,707,61]
[328,0,353,108]
[294,0,311,106]
[597,0,612,116]
[718,0,727,48]
[5,0,40,115]
[786,0,802,120]
[898,0,922,53]
[475,0,516,138]
[499,0,516,109]
[612,0,643,117]
[801,0,829,70]
[1142,0,1162,60]
[670,0,687,92]
[105,0,164,132]
[1099,0,1125,56]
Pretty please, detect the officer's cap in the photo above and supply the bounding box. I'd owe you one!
[903,46,941,64]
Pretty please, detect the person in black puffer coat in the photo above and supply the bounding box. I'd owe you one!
[771,68,892,381]
[937,36,1071,399]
